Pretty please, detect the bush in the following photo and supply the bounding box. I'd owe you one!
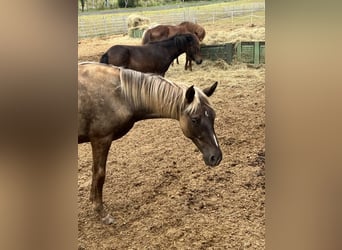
[118,0,139,8]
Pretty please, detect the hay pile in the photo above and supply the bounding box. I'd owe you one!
[203,25,265,45]
[127,14,150,29]
[127,14,151,38]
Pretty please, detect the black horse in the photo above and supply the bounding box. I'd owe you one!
[100,33,202,76]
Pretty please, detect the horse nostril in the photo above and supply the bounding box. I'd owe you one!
[208,153,222,166]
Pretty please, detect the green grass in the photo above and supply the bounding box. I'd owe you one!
[78,0,264,39]
[78,0,264,21]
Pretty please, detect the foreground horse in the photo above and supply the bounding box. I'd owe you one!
[142,21,206,71]
[78,62,222,224]
[100,33,202,77]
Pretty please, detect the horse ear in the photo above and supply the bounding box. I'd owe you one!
[185,85,195,103]
[175,35,183,48]
[203,81,218,97]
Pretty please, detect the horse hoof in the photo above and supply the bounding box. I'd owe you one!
[101,214,115,225]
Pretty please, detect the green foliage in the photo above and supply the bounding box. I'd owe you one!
[80,0,85,11]
[118,0,140,8]
[78,0,256,11]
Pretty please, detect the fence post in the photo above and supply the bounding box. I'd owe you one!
[112,16,117,35]
[237,42,242,62]
[103,16,107,36]
[254,41,260,64]
[122,17,128,34]
[78,19,82,39]
[92,20,96,37]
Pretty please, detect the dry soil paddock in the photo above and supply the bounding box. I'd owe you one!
[78,18,265,249]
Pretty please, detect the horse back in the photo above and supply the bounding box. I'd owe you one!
[102,42,173,75]
[142,25,171,44]
[103,45,131,68]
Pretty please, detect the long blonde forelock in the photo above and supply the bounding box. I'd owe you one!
[183,86,211,115]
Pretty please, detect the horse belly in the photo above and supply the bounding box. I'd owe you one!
[78,84,92,143]
[78,94,134,142]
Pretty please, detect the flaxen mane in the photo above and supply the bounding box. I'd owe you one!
[119,67,210,118]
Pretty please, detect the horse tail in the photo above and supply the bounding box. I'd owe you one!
[100,52,109,64]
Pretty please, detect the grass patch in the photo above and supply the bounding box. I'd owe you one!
[78,0,264,39]
[79,0,264,21]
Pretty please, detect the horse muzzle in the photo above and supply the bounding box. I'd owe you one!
[203,149,222,167]
[195,58,203,65]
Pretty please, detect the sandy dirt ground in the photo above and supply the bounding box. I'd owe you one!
[78,18,265,249]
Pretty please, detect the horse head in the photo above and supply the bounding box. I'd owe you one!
[185,33,203,65]
[175,34,202,65]
[194,26,206,42]
[179,81,222,166]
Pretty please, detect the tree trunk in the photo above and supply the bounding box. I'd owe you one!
[80,0,85,12]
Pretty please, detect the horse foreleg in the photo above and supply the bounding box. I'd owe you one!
[90,136,114,224]
[172,57,180,67]
[184,56,193,71]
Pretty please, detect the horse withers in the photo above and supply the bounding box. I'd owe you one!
[100,33,202,77]
[142,21,206,71]
[78,62,222,224]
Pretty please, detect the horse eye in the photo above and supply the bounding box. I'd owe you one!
[191,117,200,125]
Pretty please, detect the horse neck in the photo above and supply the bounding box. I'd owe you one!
[120,69,185,120]
[163,39,187,60]
[180,22,194,32]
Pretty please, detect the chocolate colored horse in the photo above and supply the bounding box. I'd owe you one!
[78,62,222,224]
[100,33,202,77]
[142,21,206,71]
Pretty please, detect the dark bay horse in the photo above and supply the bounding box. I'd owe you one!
[100,33,202,77]
[142,21,206,71]
[78,62,222,224]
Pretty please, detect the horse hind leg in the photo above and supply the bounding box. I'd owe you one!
[90,135,114,224]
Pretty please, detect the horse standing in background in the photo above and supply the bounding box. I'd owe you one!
[78,62,222,224]
[100,33,202,77]
[142,21,206,71]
